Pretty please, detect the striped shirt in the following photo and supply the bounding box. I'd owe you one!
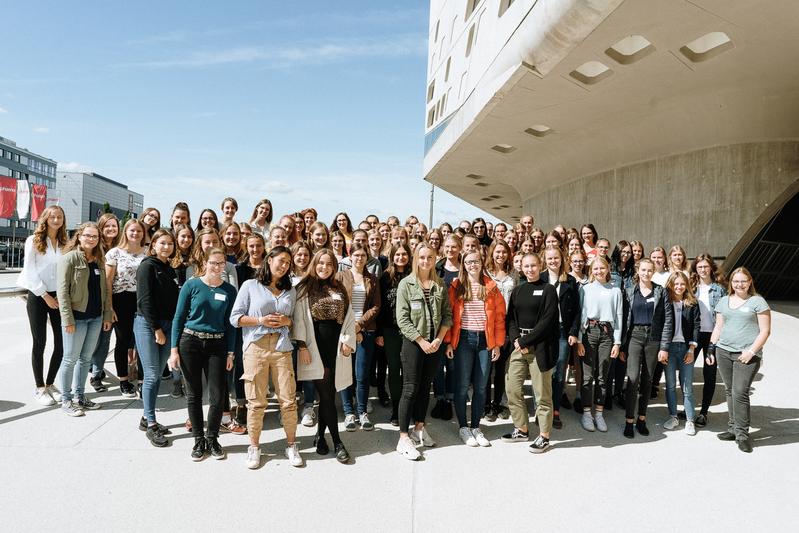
[351,282,366,323]
[462,284,487,331]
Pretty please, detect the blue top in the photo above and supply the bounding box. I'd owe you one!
[229,279,296,353]
[171,277,237,352]
[631,289,655,325]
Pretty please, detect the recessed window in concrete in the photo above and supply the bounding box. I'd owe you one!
[466,174,483,180]
[498,0,515,17]
[465,0,483,21]
[680,32,733,62]
[427,80,435,103]
[434,20,440,43]
[605,35,655,65]
[474,182,489,187]
[445,57,451,82]
[569,61,613,85]
[489,194,501,199]
[525,125,552,138]
[427,107,435,128]
[491,144,516,154]
[466,24,476,57]
[481,197,493,202]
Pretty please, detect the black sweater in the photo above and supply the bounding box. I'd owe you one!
[136,255,180,329]
[539,271,581,338]
[507,279,559,371]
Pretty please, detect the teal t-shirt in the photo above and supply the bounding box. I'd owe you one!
[171,277,237,352]
[716,295,769,356]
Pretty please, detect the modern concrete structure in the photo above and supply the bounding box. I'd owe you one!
[55,171,144,229]
[423,0,799,298]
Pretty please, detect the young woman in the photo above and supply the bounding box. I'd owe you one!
[90,213,120,392]
[169,248,237,461]
[386,215,400,229]
[196,209,220,233]
[230,246,302,469]
[650,246,670,286]
[444,251,506,447]
[484,240,516,420]
[426,229,443,255]
[414,223,429,242]
[621,258,674,438]
[239,223,253,240]
[172,224,194,287]
[330,212,354,250]
[567,236,583,259]
[301,208,317,239]
[378,224,393,256]
[668,245,689,275]
[503,231,518,257]
[502,253,559,453]
[709,267,771,453]
[540,246,581,430]
[106,218,147,398]
[278,215,297,246]
[662,271,701,435]
[544,231,564,251]
[519,236,536,255]
[56,222,113,416]
[170,202,191,230]
[18,205,67,405]
[187,228,238,288]
[220,221,245,265]
[492,223,507,242]
[390,227,409,249]
[376,243,413,425]
[367,229,388,273]
[630,240,645,264]
[337,243,381,431]
[439,222,453,240]
[395,243,452,460]
[308,221,330,254]
[289,241,317,427]
[431,234,462,420]
[221,197,238,225]
[140,207,161,244]
[330,230,347,262]
[530,227,545,253]
[293,249,356,464]
[292,212,305,244]
[610,240,635,291]
[580,224,598,258]
[690,253,727,426]
[569,250,589,286]
[512,252,524,277]
[134,229,179,446]
[249,198,274,236]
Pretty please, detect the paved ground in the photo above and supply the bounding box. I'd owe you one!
[1,295,797,531]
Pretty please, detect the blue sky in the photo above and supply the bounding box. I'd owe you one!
[0,1,492,227]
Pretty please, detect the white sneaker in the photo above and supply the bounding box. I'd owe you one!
[359,413,374,431]
[581,412,595,432]
[472,428,491,447]
[594,412,608,432]
[344,414,357,432]
[35,388,55,406]
[301,405,316,427]
[246,445,261,470]
[664,416,679,430]
[460,427,478,447]
[396,437,421,460]
[285,443,303,467]
[47,385,62,403]
[367,399,374,414]
[685,421,697,436]
[415,426,436,447]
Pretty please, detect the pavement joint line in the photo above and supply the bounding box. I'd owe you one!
[73,398,137,447]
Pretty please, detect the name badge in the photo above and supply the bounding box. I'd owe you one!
[646,297,655,303]
[411,301,423,310]
[94,269,100,275]
[214,293,227,302]
[533,290,543,296]
[331,293,342,301]
[740,307,750,313]
[174,278,180,285]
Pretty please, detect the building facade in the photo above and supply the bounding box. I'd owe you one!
[55,172,144,229]
[423,0,799,298]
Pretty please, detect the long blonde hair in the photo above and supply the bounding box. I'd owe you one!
[32,205,67,253]
[411,242,441,286]
[666,271,697,306]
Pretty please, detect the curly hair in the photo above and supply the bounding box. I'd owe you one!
[32,206,67,254]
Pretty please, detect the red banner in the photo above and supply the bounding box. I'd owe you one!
[0,176,17,218]
[31,184,47,222]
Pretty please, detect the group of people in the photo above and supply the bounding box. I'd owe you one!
[17,199,772,468]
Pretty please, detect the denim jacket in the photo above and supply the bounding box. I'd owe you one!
[694,282,726,322]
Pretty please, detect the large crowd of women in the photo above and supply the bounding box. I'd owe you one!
[16,199,772,467]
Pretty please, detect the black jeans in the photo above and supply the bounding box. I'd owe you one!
[313,320,343,445]
[625,326,659,419]
[716,347,761,440]
[581,324,613,408]
[694,331,717,414]
[179,333,226,438]
[112,291,137,379]
[398,338,441,430]
[27,291,63,388]
[485,341,511,408]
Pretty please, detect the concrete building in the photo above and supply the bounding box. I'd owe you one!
[55,171,144,229]
[0,135,58,239]
[423,0,799,298]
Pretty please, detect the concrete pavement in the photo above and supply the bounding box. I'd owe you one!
[1,295,797,531]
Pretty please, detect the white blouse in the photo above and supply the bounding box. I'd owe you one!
[17,235,61,296]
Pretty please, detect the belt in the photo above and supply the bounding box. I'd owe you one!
[633,324,652,329]
[184,328,224,339]
[587,319,610,327]
[519,328,533,335]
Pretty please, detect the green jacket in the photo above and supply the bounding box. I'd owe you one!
[395,275,452,342]
[57,249,112,327]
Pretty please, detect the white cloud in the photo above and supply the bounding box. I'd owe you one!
[58,161,93,172]
[33,127,50,133]
[0,106,7,114]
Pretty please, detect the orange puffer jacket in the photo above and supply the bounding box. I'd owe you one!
[444,275,507,350]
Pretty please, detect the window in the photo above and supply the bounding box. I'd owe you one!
[427,80,436,103]
[445,57,451,82]
[458,71,468,100]
[465,0,483,21]
[434,19,440,42]
[20,155,27,165]
[427,107,436,128]
[499,0,515,17]
[4,150,11,159]
[13,153,19,162]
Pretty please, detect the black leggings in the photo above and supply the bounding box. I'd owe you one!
[314,320,343,445]
[112,291,137,379]
[27,291,63,388]
[694,331,717,414]
[372,343,388,394]
[485,341,510,407]
[398,338,441,430]
[179,333,226,438]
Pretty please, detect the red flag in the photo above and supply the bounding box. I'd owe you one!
[31,184,47,222]
[0,176,17,218]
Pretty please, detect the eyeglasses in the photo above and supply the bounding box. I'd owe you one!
[464,260,481,266]
[81,234,99,240]
[207,261,226,267]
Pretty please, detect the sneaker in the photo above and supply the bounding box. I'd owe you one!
[359,413,374,431]
[89,377,108,393]
[35,388,55,406]
[695,413,708,427]
[170,381,184,399]
[246,445,261,469]
[472,428,491,447]
[120,381,136,398]
[334,443,350,464]
[581,412,595,432]
[396,437,421,460]
[285,443,304,467]
[146,426,169,447]
[191,437,207,461]
[366,400,374,414]
[414,426,436,447]
[47,385,62,403]
[685,421,697,436]
[220,420,247,435]
[663,416,679,430]
[529,435,550,454]
[717,431,736,441]
[136,383,143,399]
[344,414,358,432]
[594,412,608,433]
[552,414,563,429]
[76,396,101,410]
[301,405,316,427]
[138,417,171,435]
[314,434,330,455]
[61,401,84,417]
[484,406,497,422]
[206,437,226,459]
[501,427,529,442]
[737,438,753,453]
[496,405,510,420]
[459,427,478,447]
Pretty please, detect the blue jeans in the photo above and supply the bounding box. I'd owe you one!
[551,324,571,411]
[90,327,112,378]
[433,352,455,400]
[59,317,103,402]
[665,341,695,420]
[133,316,172,424]
[341,331,376,415]
[453,330,491,429]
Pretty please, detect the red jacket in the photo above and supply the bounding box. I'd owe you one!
[444,276,506,350]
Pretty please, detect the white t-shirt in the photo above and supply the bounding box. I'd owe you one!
[697,283,714,332]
